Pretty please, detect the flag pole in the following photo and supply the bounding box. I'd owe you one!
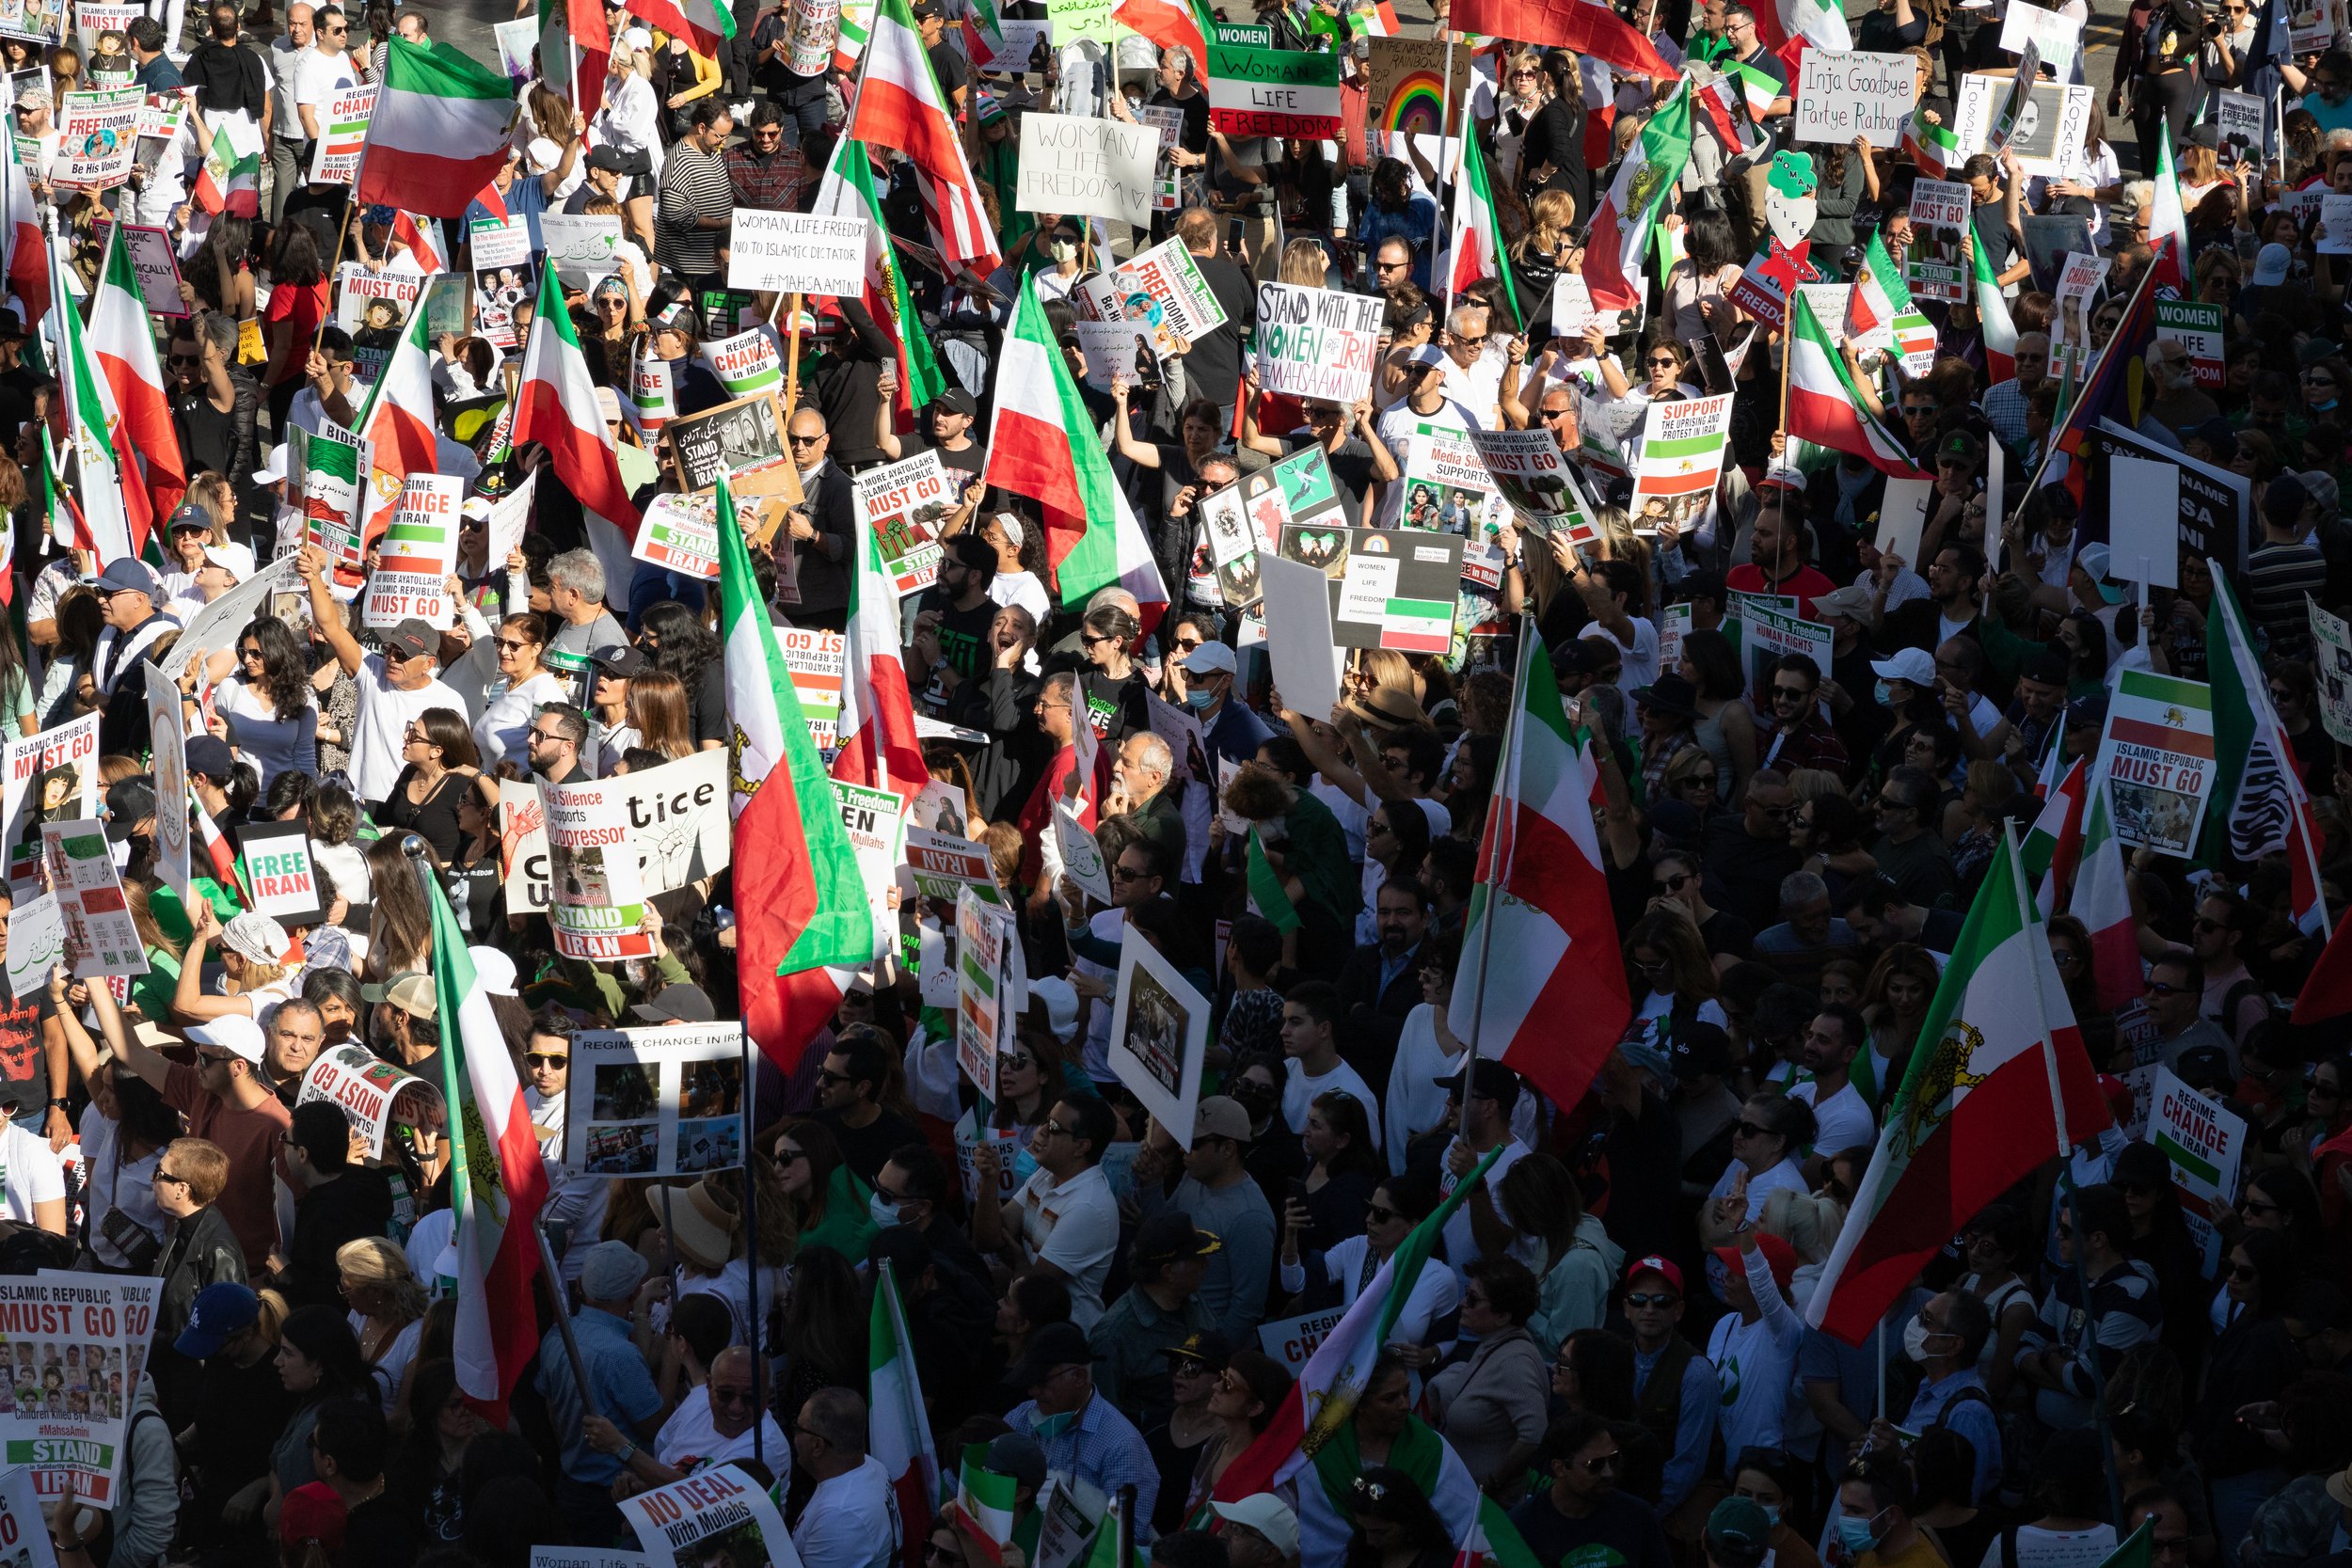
[1453,611,1531,1149]
[2011,247,2162,508]
[741,1019,765,1465]
[1435,65,1468,332]
[532,1220,596,1404]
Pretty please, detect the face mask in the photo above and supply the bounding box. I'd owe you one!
[1185,686,1216,709]
[1901,1315,1947,1363]
[1051,240,1079,262]
[1872,680,1892,706]
[1758,1505,1782,1529]
[1837,1514,1883,1557]
[2316,399,2341,413]
[1031,1410,1076,1441]
[868,1193,903,1228]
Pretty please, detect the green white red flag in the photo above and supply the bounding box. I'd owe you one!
[510,261,641,586]
[871,1260,942,1568]
[1581,81,1692,311]
[88,222,185,530]
[811,136,946,425]
[2204,562,2328,936]
[353,39,518,218]
[1441,110,1521,327]
[1786,289,1932,482]
[846,0,1000,272]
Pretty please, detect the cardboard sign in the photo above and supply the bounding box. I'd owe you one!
[237,819,326,926]
[498,750,731,921]
[1016,111,1158,228]
[1629,393,1734,538]
[1792,50,1920,145]
[1364,35,1475,136]
[1253,282,1385,404]
[40,820,146,979]
[568,1024,745,1176]
[856,451,953,596]
[2311,595,2352,747]
[1954,71,2093,176]
[305,84,375,183]
[726,210,869,294]
[2149,1065,2246,1275]
[1257,549,1343,718]
[1330,527,1461,653]
[1205,43,1342,137]
[2093,670,2216,859]
[1257,1307,1348,1371]
[361,473,461,629]
[6,891,63,1000]
[905,826,1001,904]
[1906,179,1971,303]
[665,391,789,492]
[2155,300,2225,389]
[956,887,1019,1103]
[53,83,139,188]
[297,1043,435,1158]
[1108,935,1211,1147]
[1109,237,1230,356]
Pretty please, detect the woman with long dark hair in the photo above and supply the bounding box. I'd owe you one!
[1340,1465,1454,1568]
[264,1307,378,1528]
[212,617,319,791]
[390,1358,484,1544]
[772,1118,876,1263]
[372,708,485,863]
[773,1243,866,1416]
[637,600,726,751]
[261,220,329,433]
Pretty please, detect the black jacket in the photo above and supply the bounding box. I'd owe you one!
[156,1204,246,1339]
[787,463,859,618]
[952,667,1048,822]
[183,40,269,120]
[278,1166,395,1310]
[1333,939,1422,1090]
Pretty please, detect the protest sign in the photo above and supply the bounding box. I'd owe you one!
[956,888,1019,1102]
[1332,528,1461,654]
[1043,0,1120,45]
[1906,179,1971,302]
[294,419,367,572]
[1109,238,1229,356]
[492,15,536,75]
[2081,418,2250,578]
[1205,41,1342,137]
[632,492,723,581]
[335,263,425,386]
[52,84,139,188]
[0,1274,160,1506]
[1136,100,1183,212]
[2110,454,2182,590]
[1629,394,1733,536]
[1033,1478,1109,1568]
[2311,596,2352,746]
[2310,195,2351,256]
[617,1465,794,1568]
[1954,71,2092,176]
[1252,282,1385,404]
[702,327,783,399]
[1110,936,1211,1147]
[1549,270,1619,337]
[2093,670,2217,859]
[856,452,953,596]
[0,1462,56,1566]
[726,211,868,294]
[2155,299,2225,389]
[533,1554,651,1568]
[542,776,657,961]
[297,1043,435,1158]
[40,820,143,980]
[976,15,1050,69]
[2217,88,2265,163]
[2052,251,2110,370]
[1016,111,1157,227]
[1997,0,2081,77]
[1470,427,1599,544]
[834,780,904,956]
[1,715,99,857]
[2292,0,2336,54]
[139,667,189,903]
[664,391,789,492]
[97,221,185,318]
[305,84,375,182]
[1738,599,1835,705]
[361,473,461,629]
[1792,51,1919,145]
[2149,1065,2246,1275]
[1399,421,1501,536]
[500,751,731,921]
[1258,1307,1349,1371]
[174,553,304,680]
[764,626,845,749]
[1257,550,1343,716]
[1054,798,1112,904]
[568,1024,745,1177]
[540,213,625,288]
[236,818,326,926]
[905,826,1001,904]
[1877,476,1933,564]
[6,892,61,999]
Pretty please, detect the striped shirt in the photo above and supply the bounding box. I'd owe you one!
[2034,1258,2162,1431]
[656,142,734,279]
[2247,540,2328,657]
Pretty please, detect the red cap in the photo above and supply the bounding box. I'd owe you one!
[278,1482,347,1557]
[1713,1231,1801,1292]
[1625,1254,1684,1291]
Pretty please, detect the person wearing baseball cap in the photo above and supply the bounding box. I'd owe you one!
[1704,1497,1772,1568]
[1174,1097,1274,1343]
[86,558,178,732]
[1514,1411,1667,1567]
[1089,1211,1219,1420]
[1178,638,1269,769]
[1613,1253,1718,1513]
[303,519,469,806]
[1211,1495,1300,1568]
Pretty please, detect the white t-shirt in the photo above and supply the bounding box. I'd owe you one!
[0,1122,66,1225]
[1281,1055,1377,1134]
[294,44,359,119]
[1790,1077,1876,1159]
[1597,613,1663,693]
[76,1107,163,1270]
[655,1384,792,1473]
[1011,1164,1120,1329]
[350,656,466,803]
[1437,1134,1540,1285]
[474,671,567,773]
[348,1311,421,1418]
[792,1453,901,1568]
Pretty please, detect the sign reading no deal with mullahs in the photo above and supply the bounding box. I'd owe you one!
[728,211,869,295]
[1253,282,1386,404]
[1017,111,1160,229]
[1792,51,1920,145]
[1206,43,1343,138]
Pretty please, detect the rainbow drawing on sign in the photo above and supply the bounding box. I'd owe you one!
[1380,69,1449,133]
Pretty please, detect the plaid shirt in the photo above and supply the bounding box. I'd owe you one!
[725,143,809,213]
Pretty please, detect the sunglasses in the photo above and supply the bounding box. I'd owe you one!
[1734,1120,1772,1138]
[777,1145,807,1162]
[524,1052,568,1068]
[1580,1452,1621,1474]
[1771,684,1811,700]
[1363,1204,1400,1224]
[1654,872,1693,893]
[1624,1291,1678,1308]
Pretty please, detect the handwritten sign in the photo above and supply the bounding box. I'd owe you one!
[1017,111,1159,228]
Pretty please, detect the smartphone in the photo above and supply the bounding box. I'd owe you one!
[1226,217,1246,256]
[1287,1178,1311,1208]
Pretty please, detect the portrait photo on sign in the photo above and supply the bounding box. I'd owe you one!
[1106,937,1209,1148]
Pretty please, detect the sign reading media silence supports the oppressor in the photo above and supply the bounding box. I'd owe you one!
[1205,42,1342,138]
[1252,282,1386,404]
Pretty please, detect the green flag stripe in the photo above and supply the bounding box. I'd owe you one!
[384,35,516,101]
[1641,432,1725,459]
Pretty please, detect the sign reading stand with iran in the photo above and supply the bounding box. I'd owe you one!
[1205,42,1342,137]
[1253,282,1386,404]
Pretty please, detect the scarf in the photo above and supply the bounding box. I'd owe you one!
[1313,1413,1443,1519]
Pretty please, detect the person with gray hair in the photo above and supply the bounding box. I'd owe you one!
[790,1386,901,1568]
[1110,731,1184,863]
[534,1240,663,1544]
[1751,870,1860,991]
[544,549,626,705]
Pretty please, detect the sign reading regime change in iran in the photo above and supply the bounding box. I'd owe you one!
[1205,42,1342,138]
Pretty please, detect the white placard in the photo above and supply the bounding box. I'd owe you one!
[1253,281,1386,404]
[1257,1306,1349,1371]
[1016,110,1160,228]
[296,1042,436,1158]
[727,211,870,294]
[1877,476,1933,564]
[361,472,461,629]
[40,820,147,979]
[498,750,732,920]
[1792,50,1921,145]
[6,892,63,999]
[1054,799,1112,904]
[1106,935,1211,1148]
[1997,0,2081,78]
[567,1024,746,1177]
[2110,454,2182,590]
[1255,549,1343,720]
[2320,194,2352,256]
[539,213,626,288]
[616,1465,800,1568]
[173,552,304,681]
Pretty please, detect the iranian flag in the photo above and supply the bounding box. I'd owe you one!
[1211,1146,1505,1506]
[1454,1499,1544,1568]
[1,135,42,332]
[720,474,874,1070]
[1844,228,1911,344]
[2205,564,2328,935]
[1112,0,1210,70]
[1247,827,1300,934]
[1581,81,1692,312]
[1441,115,1521,327]
[542,0,612,106]
[1974,226,2018,383]
[1447,623,1630,1117]
[353,39,518,219]
[2022,754,2089,913]
[2151,123,2192,296]
[192,113,262,217]
[847,0,1000,272]
[424,872,549,1420]
[88,224,186,529]
[1807,832,2109,1342]
[952,1445,1019,1564]
[1903,107,1960,178]
[870,1263,941,1568]
[2074,784,2142,1011]
[511,262,642,589]
[811,137,946,424]
[1750,0,1850,68]
[1726,60,1782,119]
[982,279,1168,631]
[624,0,733,55]
[192,790,250,904]
[1786,288,1932,481]
[830,487,926,818]
[352,272,453,543]
[1452,0,1675,76]
[46,238,136,564]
